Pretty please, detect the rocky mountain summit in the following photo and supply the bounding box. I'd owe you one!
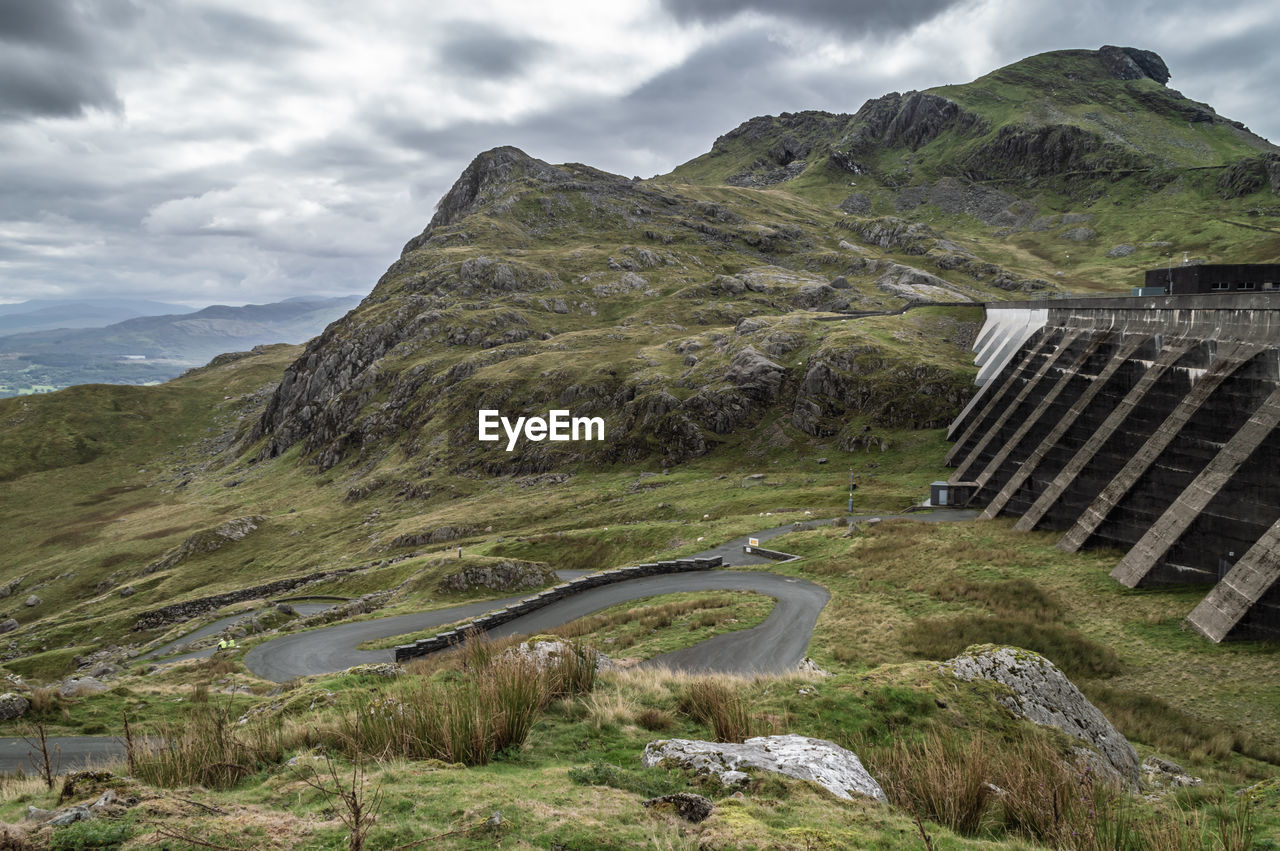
[245,47,1277,481]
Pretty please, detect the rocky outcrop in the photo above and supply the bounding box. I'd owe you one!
[438,560,557,594]
[1098,45,1170,85]
[642,734,886,803]
[945,645,1139,788]
[840,92,986,156]
[1217,154,1280,199]
[146,516,263,573]
[844,217,939,255]
[392,526,475,548]
[874,263,974,302]
[960,124,1142,182]
[792,343,974,434]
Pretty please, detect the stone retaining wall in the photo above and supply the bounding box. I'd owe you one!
[742,545,800,562]
[394,557,721,662]
[132,567,366,631]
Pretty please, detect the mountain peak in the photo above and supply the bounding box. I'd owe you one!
[403,147,565,254]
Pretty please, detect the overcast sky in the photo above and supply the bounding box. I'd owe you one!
[1,0,1276,308]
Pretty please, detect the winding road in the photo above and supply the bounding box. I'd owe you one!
[0,510,974,772]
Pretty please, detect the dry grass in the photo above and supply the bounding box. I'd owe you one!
[866,729,1256,849]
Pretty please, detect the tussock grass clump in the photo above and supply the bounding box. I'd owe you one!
[869,729,1256,849]
[340,634,599,766]
[680,678,754,743]
[131,703,302,790]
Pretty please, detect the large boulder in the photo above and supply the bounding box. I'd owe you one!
[642,734,886,803]
[58,677,108,699]
[945,645,1139,788]
[0,693,29,720]
[0,618,18,634]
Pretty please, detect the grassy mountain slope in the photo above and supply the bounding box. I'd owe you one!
[663,46,1280,293]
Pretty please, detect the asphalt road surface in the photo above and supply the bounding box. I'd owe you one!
[244,510,974,682]
[0,736,125,775]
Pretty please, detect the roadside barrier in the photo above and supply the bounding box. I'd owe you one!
[394,556,721,662]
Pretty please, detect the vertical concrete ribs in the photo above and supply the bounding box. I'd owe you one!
[945,294,1280,642]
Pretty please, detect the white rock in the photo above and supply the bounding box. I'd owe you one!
[642,734,886,803]
[946,645,1138,788]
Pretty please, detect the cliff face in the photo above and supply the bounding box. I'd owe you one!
[249,47,1280,477]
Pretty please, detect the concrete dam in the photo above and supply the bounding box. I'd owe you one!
[943,293,1280,642]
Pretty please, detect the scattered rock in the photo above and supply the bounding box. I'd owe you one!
[48,806,92,826]
[24,595,40,607]
[118,585,135,598]
[1106,244,1136,258]
[642,734,886,803]
[0,577,22,598]
[796,658,832,677]
[1141,755,1202,791]
[1060,227,1096,242]
[0,693,30,720]
[641,792,714,823]
[945,645,1139,788]
[837,193,871,215]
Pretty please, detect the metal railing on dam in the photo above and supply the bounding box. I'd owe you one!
[942,292,1280,643]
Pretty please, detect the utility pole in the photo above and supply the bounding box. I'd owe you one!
[848,469,854,513]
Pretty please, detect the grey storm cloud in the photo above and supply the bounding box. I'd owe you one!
[435,24,550,80]
[0,0,122,118]
[659,0,964,35]
[0,0,87,50]
[0,0,1276,308]
[0,49,121,118]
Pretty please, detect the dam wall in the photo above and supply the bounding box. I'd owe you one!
[945,293,1280,642]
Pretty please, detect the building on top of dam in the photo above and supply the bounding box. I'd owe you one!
[1142,263,1280,295]
[943,291,1280,643]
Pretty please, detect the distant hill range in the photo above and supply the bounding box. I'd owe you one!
[0,298,191,335]
[0,295,361,396]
